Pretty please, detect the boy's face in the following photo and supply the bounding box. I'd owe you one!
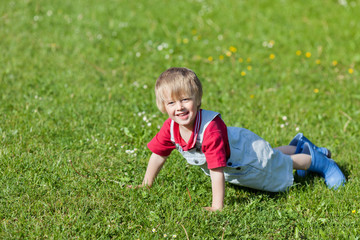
[163,92,198,131]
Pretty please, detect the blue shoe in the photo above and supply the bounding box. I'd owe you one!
[300,134,331,158]
[302,142,346,189]
[289,133,331,177]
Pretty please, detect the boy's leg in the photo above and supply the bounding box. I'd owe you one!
[291,153,311,170]
[289,133,331,177]
[275,145,297,155]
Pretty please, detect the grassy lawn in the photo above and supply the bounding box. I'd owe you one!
[1,0,360,238]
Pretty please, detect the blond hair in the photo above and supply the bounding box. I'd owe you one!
[155,67,203,113]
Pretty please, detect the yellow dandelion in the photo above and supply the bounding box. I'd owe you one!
[250,94,254,99]
[316,59,321,65]
[196,35,202,40]
[296,50,302,56]
[219,55,224,60]
[191,29,197,35]
[269,54,275,60]
[226,51,232,57]
[238,57,244,63]
[183,38,189,44]
[208,56,213,62]
[348,68,354,74]
[305,52,311,58]
[247,57,252,63]
[229,46,237,53]
[241,71,246,76]
[314,88,319,93]
[247,66,252,71]
[332,60,338,66]
[352,210,356,214]
[269,40,275,45]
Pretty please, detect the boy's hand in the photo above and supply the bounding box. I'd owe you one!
[127,184,145,189]
[127,184,140,189]
[203,206,223,212]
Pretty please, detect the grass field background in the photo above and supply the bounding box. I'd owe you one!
[1,0,360,238]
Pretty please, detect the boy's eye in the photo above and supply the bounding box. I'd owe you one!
[167,101,174,105]
[181,98,191,102]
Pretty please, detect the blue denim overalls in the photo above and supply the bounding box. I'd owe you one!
[170,109,293,192]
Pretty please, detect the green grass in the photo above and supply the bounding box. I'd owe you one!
[1,0,360,238]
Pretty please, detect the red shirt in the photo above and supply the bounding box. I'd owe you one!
[147,111,230,169]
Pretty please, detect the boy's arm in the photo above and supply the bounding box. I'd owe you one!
[141,153,168,187]
[204,167,225,211]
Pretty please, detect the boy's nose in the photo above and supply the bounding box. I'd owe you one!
[176,101,184,110]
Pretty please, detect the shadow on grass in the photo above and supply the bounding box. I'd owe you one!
[339,162,351,181]
[225,162,349,206]
[224,173,321,206]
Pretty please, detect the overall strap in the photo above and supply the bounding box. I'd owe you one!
[170,120,175,143]
[197,110,221,143]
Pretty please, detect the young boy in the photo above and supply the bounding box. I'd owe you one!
[138,67,346,211]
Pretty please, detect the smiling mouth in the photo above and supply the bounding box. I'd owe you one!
[176,112,189,119]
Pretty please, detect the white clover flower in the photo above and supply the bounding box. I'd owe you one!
[280,124,285,128]
[133,81,139,87]
[338,0,348,6]
[33,15,39,21]
[118,22,128,28]
[47,10,53,16]
[282,116,287,121]
[143,85,148,89]
[136,52,141,58]
[147,123,152,127]
[295,127,300,132]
